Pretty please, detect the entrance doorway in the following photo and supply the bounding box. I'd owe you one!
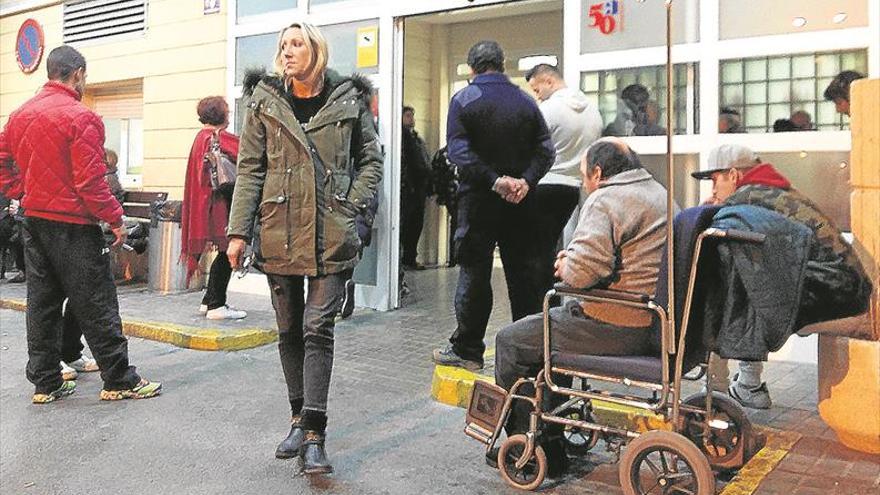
[393,0,563,307]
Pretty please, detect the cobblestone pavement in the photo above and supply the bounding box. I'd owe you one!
[1,267,877,494]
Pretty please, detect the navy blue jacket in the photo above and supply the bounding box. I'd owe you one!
[446,73,554,194]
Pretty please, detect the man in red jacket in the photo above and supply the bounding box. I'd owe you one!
[0,46,161,404]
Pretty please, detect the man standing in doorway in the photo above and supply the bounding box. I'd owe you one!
[525,63,603,294]
[432,40,555,370]
[400,105,431,270]
[0,45,161,403]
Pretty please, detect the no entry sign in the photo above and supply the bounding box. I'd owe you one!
[16,19,44,74]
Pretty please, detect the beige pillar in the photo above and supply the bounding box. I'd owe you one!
[817,78,880,454]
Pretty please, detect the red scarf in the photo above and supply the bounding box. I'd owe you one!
[737,163,791,190]
[180,128,239,281]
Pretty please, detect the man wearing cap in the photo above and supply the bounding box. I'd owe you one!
[432,40,555,371]
[0,45,161,403]
[694,144,872,408]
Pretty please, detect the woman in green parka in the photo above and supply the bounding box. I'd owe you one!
[226,22,383,474]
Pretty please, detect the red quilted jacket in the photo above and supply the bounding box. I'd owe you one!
[0,81,123,228]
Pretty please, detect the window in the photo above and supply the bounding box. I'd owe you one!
[235,33,278,85]
[580,0,699,54]
[63,0,147,44]
[237,0,296,21]
[580,63,699,136]
[322,20,380,76]
[719,50,868,132]
[719,0,868,40]
[90,89,143,185]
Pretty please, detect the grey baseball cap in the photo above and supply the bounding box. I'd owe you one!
[691,144,760,180]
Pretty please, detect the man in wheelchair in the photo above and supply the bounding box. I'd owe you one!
[493,137,673,477]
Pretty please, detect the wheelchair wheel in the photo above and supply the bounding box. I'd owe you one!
[497,434,547,491]
[561,404,600,454]
[620,430,715,495]
[682,392,749,469]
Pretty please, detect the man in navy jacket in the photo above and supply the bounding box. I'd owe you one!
[433,40,554,370]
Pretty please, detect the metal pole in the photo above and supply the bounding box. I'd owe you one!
[665,0,676,351]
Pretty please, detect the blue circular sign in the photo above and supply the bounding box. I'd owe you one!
[16,19,44,74]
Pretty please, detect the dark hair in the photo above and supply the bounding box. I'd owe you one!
[46,45,86,81]
[823,70,865,103]
[585,140,641,179]
[197,96,229,126]
[720,106,740,117]
[524,63,561,82]
[773,118,798,133]
[467,40,504,74]
[402,105,414,115]
[621,84,651,111]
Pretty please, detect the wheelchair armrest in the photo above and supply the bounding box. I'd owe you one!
[552,283,652,304]
[703,228,766,243]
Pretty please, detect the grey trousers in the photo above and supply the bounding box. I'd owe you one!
[267,272,346,415]
[494,301,654,435]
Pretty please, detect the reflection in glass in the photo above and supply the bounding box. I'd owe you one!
[235,33,278,85]
[744,59,767,81]
[237,0,295,20]
[792,55,814,78]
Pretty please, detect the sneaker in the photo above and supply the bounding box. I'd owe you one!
[32,381,76,404]
[729,373,772,409]
[198,304,208,315]
[60,361,78,381]
[432,345,483,371]
[66,356,99,372]
[206,305,247,320]
[8,272,25,283]
[339,279,355,319]
[100,379,162,401]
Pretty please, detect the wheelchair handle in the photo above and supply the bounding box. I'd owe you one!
[704,228,766,244]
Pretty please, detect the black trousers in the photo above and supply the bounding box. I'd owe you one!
[401,188,427,266]
[202,251,232,310]
[534,184,580,297]
[23,217,140,394]
[449,192,545,362]
[60,304,86,363]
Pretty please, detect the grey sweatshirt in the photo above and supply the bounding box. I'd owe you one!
[537,87,604,187]
[560,168,672,327]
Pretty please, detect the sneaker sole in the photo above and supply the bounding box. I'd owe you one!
[728,385,771,410]
[62,370,78,381]
[275,450,299,459]
[100,384,162,401]
[431,355,483,371]
[32,384,76,404]
[303,466,333,475]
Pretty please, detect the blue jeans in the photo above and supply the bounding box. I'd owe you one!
[267,272,346,416]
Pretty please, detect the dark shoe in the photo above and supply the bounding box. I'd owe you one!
[729,373,772,409]
[275,416,304,459]
[432,345,483,371]
[339,279,355,319]
[485,447,499,469]
[301,431,333,474]
[543,437,569,479]
[8,272,25,283]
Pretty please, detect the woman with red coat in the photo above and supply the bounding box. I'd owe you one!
[181,97,247,320]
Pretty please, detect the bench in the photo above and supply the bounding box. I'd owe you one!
[122,190,168,222]
[114,190,168,283]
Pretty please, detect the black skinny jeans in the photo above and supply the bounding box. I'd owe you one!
[201,251,233,310]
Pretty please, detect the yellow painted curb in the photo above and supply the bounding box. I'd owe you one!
[719,428,801,495]
[0,298,277,351]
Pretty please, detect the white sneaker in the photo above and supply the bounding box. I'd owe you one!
[60,362,78,381]
[198,304,208,315]
[205,305,247,320]
[67,356,99,372]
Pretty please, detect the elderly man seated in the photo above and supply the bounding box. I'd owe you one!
[492,137,672,476]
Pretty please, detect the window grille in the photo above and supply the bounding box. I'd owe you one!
[63,0,147,44]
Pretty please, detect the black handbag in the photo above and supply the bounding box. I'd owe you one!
[204,130,236,195]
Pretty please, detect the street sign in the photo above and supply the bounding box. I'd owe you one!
[15,19,44,74]
[204,0,220,15]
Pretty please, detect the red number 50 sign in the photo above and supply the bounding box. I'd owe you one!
[589,1,620,35]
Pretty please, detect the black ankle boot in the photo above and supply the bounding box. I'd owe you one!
[275,417,304,459]
[301,431,333,474]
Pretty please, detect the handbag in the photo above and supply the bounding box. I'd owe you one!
[204,130,236,195]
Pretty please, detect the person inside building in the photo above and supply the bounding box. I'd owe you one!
[790,110,813,131]
[493,138,671,477]
[228,21,383,474]
[181,96,247,321]
[0,45,161,403]
[524,63,603,296]
[719,106,745,134]
[824,70,866,117]
[603,84,666,137]
[400,105,431,271]
[103,148,125,204]
[694,144,873,408]
[431,40,554,372]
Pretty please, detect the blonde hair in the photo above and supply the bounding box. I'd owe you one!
[273,22,329,90]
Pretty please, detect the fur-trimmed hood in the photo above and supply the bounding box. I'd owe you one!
[242,68,374,108]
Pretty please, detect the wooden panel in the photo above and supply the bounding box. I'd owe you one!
[850,79,880,189]
[124,190,168,204]
[122,204,152,219]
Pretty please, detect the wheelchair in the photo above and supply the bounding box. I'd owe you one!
[465,206,765,494]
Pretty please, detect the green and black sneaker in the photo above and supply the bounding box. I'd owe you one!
[32,380,76,404]
[100,379,162,401]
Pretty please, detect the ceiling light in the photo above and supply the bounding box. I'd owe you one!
[792,17,807,28]
[832,12,848,24]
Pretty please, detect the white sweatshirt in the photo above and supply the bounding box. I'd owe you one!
[537,87,604,187]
